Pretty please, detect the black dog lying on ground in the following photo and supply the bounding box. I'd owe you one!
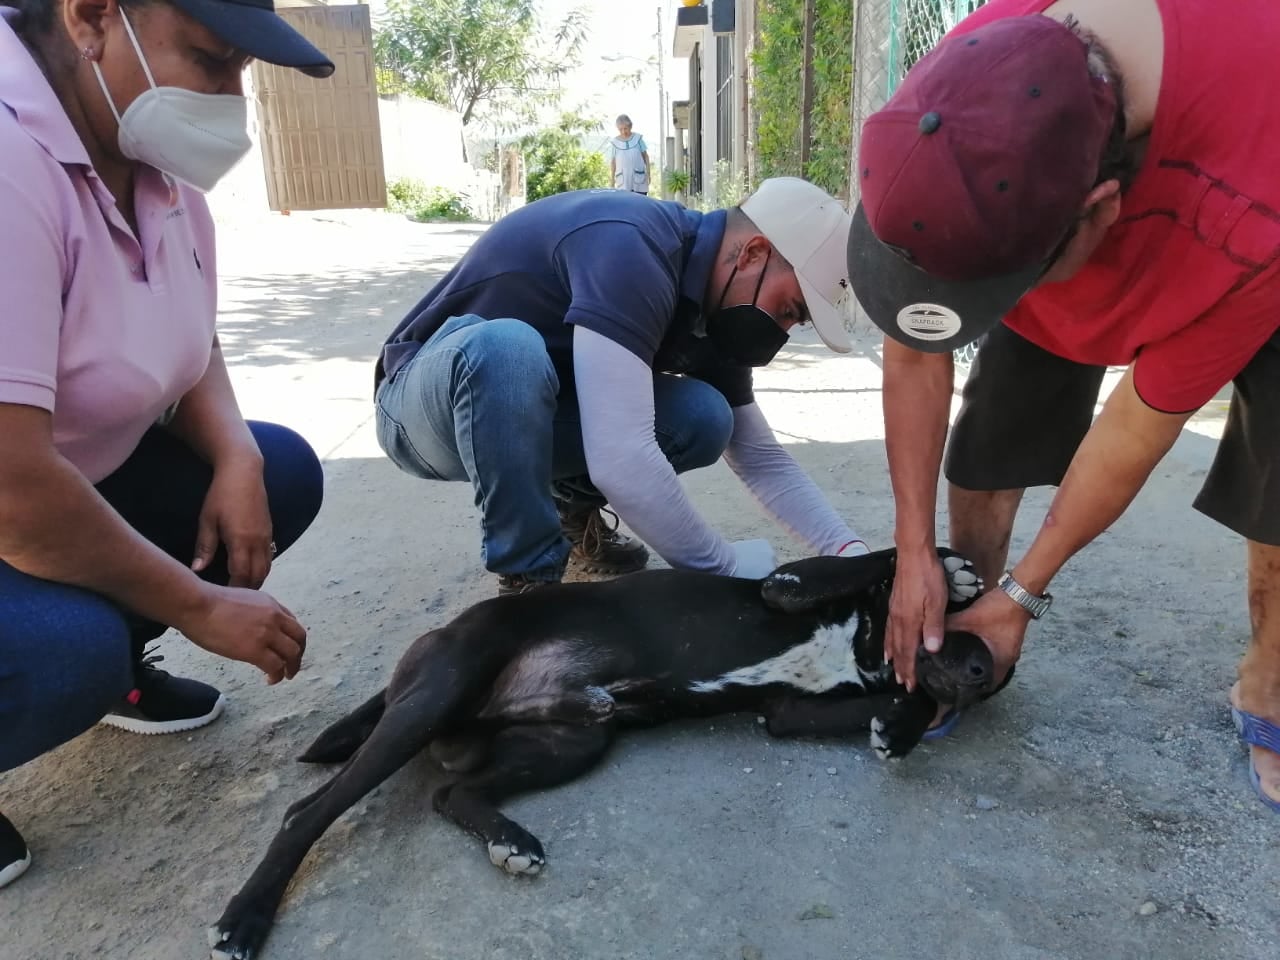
[210,547,1010,959]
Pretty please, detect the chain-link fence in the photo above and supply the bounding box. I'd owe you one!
[849,0,984,205]
[846,0,984,331]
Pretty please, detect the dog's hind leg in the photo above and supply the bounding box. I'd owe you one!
[429,733,492,773]
[433,723,613,876]
[296,689,387,764]
[210,688,453,960]
[430,684,618,774]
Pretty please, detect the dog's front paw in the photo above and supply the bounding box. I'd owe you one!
[869,717,903,761]
[488,830,546,876]
[208,896,273,960]
[942,554,982,605]
[869,696,933,760]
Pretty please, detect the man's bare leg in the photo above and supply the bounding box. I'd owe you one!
[948,486,1026,591]
[1230,539,1280,805]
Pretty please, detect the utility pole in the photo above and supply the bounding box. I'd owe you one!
[656,5,667,198]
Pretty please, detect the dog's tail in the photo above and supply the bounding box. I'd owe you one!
[297,689,387,764]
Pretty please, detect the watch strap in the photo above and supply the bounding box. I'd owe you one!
[998,572,1052,619]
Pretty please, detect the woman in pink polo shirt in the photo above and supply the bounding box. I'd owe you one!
[0,0,334,887]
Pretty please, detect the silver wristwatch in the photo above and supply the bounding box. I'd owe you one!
[997,572,1053,619]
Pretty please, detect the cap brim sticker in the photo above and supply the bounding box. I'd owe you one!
[896,303,962,342]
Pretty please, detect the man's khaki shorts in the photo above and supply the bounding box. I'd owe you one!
[944,322,1280,546]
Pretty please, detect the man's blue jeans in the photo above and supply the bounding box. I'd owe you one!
[0,422,323,775]
[375,314,734,581]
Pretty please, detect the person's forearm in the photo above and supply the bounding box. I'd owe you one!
[165,338,262,469]
[596,448,737,573]
[883,339,953,554]
[723,403,857,553]
[573,326,736,573]
[0,451,211,629]
[1012,369,1190,594]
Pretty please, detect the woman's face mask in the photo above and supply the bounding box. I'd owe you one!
[92,10,253,193]
[705,249,790,367]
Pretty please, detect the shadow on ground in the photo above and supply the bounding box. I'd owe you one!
[1,220,1273,960]
[1,428,1273,960]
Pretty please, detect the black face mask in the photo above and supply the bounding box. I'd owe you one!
[705,251,789,367]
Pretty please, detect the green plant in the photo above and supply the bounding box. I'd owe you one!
[751,0,853,197]
[385,178,474,221]
[411,186,474,222]
[521,113,610,201]
[684,160,750,213]
[663,167,690,196]
[386,176,432,214]
[808,0,854,196]
[752,0,803,183]
[711,158,748,209]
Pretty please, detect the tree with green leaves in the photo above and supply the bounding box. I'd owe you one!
[752,0,853,198]
[521,112,610,201]
[374,0,589,130]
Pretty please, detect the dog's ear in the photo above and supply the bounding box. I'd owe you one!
[761,549,898,612]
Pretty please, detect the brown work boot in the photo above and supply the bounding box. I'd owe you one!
[496,574,559,597]
[558,505,649,575]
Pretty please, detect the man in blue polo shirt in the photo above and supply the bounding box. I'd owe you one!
[375,178,867,594]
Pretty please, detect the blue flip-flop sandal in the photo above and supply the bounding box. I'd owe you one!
[921,707,962,741]
[1230,706,1280,814]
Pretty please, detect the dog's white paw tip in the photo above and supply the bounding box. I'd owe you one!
[489,842,544,876]
[207,927,239,960]
[870,718,900,761]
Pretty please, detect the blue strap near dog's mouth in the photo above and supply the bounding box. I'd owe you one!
[921,708,961,741]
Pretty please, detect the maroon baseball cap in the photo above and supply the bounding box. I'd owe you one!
[847,15,1116,352]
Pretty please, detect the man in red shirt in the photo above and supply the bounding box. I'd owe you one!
[847,0,1280,811]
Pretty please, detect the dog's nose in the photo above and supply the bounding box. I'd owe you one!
[966,654,991,685]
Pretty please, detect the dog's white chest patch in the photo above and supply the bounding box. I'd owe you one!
[689,614,867,694]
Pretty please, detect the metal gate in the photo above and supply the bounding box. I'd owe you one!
[252,4,386,212]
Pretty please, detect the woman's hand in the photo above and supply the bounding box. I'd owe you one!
[192,455,273,589]
[179,583,306,683]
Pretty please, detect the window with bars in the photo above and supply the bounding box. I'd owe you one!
[715,34,734,165]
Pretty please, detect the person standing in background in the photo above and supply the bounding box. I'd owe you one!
[609,114,650,195]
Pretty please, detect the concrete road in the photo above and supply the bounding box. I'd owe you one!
[1,209,1274,960]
